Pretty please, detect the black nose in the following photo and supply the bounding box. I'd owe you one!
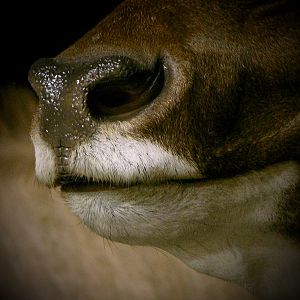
[28,56,164,148]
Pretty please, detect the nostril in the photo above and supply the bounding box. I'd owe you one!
[86,60,164,120]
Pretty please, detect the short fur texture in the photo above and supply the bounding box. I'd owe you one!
[29,1,299,299]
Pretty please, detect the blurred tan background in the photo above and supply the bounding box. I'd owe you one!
[0,86,257,300]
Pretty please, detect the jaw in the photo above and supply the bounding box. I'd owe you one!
[61,160,299,247]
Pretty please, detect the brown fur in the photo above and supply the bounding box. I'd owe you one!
[32,0,299,178]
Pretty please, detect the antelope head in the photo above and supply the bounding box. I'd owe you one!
[28,1,299,299]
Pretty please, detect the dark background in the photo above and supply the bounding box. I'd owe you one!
[0,0,123,86]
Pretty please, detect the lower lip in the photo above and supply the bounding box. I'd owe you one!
[60,178,204,193]
[60,183,126,193]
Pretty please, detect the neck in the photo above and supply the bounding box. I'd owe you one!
[168,234,300,300]
[164,161,300,300]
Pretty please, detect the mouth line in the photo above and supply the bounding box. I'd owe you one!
[57,175,205,193]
